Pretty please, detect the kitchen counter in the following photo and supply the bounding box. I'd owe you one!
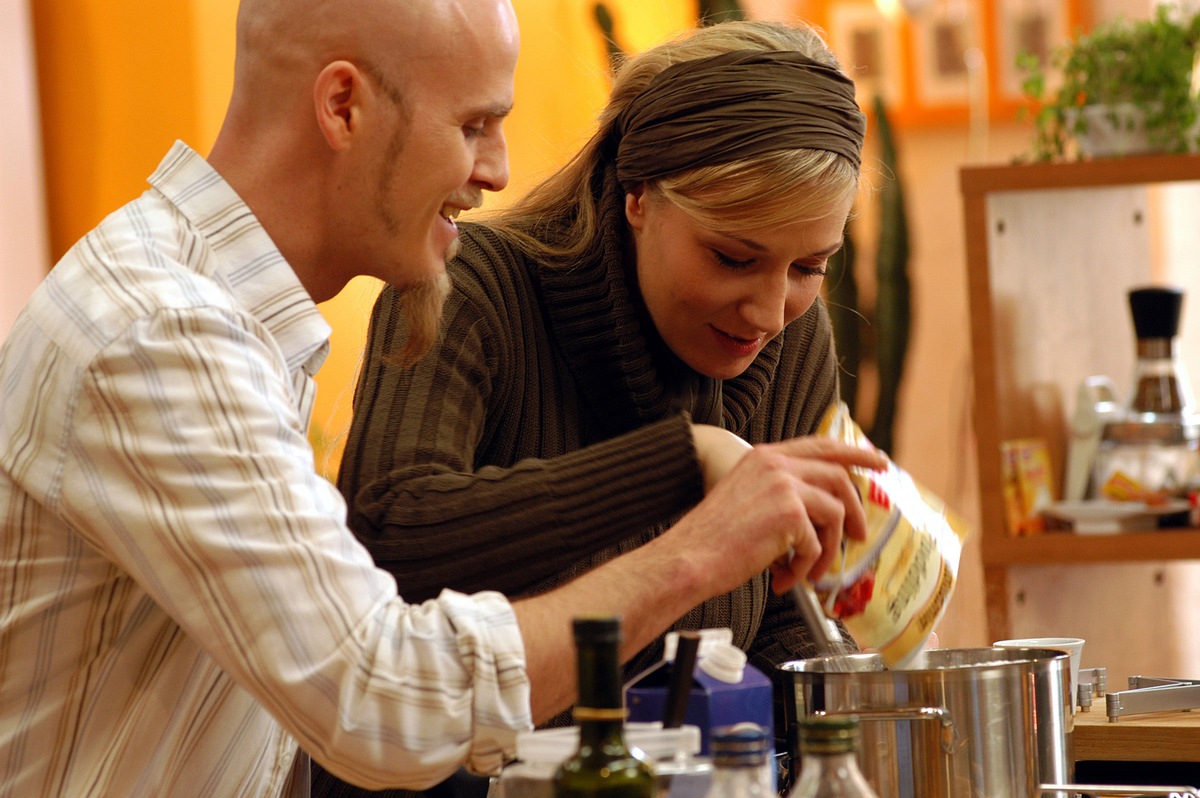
[1075,708,1200,763]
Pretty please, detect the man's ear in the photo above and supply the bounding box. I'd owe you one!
[313,60,361,151]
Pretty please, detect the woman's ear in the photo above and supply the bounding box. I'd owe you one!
[624,186,648,231]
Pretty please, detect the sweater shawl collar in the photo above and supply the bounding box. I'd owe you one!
[534,165,783,437]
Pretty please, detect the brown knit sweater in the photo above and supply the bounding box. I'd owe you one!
[315,221,848,797]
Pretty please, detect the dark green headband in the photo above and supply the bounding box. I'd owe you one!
[613,49,866,186]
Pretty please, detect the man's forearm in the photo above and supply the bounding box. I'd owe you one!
[512,529,703,723]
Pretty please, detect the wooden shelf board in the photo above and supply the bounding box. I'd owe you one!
[961,153,1200,196]
[982,529,1200,567]
[1075,708,1200,763]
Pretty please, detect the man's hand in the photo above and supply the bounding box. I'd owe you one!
[688,425,888,588]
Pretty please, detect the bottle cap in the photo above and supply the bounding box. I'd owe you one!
[572,615,622,644]
[1128,286,1184,340]
[698,642,747,683]
[711,722,770,767]
[798,715,861,755]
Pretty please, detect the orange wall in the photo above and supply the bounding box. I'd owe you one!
[31,2,207,259]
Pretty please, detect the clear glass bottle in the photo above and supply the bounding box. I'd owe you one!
[708,722,775,798]
[785,715,880,798]
[1095,286,1200,501]
[553,616,656,798]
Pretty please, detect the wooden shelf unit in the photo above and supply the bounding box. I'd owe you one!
[959,153,1200,642]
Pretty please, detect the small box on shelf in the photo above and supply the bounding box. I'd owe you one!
[1001,438,1054,537]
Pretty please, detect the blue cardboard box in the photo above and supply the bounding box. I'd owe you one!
[624,654,774,756]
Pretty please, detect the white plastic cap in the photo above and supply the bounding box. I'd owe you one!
[697,642,747,684]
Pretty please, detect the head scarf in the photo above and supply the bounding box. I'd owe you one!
[611,49,866,187]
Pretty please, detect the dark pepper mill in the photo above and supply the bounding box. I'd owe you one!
[1127,286,1193,417]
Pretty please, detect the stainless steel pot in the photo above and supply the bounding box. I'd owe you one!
[780,647,1073,798]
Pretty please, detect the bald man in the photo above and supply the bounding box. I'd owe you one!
[0,0,883,795]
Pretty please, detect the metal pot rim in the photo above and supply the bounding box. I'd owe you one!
[779,646,1069,675]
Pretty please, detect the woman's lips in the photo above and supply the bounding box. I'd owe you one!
[710,325,763,358]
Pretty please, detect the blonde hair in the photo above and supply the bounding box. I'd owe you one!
[480,19,861,263]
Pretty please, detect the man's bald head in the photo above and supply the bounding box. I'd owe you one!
[229,0,517,112]
[210,0,519,303]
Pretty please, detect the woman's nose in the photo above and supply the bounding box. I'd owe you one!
[739,274,790,337]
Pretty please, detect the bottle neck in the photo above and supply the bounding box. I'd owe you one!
[713,761,774,796]
[791,719,877,796]
[799,750,859,770]
[574,638,625,746]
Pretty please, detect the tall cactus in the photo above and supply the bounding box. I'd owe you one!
[698,0,746,25]
[867,94,911,455]
[593,2,748,70]
[826,228,861,412]
[593,3,624,72]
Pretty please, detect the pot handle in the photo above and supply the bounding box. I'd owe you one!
[811,707,958,755]
[1040,785,1200,797]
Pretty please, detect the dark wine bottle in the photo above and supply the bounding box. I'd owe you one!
[552,616,656,798]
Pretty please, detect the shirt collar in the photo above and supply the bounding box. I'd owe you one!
[147,141,332,375]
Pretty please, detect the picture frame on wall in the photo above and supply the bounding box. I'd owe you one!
[804,0,1088,126]
[989,0,1087,112]
[822,0,905,109]
[909,1,980,112]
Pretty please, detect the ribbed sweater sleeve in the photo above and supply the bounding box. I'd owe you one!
[338,234,705,604]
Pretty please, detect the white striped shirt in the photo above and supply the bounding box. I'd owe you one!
[0,141,532,797]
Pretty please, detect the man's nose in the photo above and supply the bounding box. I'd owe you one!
[474,131,509,193]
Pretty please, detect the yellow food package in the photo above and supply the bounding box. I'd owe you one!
[812,402,971,667]
[999,438,1053,536]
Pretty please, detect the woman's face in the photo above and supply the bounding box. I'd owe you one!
[625,187,854,380]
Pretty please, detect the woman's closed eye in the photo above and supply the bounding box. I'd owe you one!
[793,261,828,278]
[712,248,828,278]
[712,249,755,270]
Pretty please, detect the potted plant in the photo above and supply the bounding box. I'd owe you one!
[1018,5,1200,161]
